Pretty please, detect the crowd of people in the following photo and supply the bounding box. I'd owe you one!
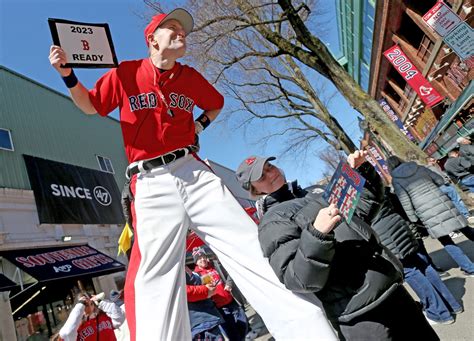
[50,7,335,341]
[235,149,473,338]
[54,254,253,341]
[185,247,251,340]
[445,137,474,194]
[48,6,473,341]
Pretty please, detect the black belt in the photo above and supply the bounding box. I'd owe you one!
[127,147,191,177]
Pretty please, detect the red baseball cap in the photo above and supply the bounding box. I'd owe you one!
[144,8,194,46]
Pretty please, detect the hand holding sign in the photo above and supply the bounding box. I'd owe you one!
[49,45,71,77]
[323,160,366,224]
[313,203,341,234]
[347,150,367,169]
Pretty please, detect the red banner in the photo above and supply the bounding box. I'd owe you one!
[383,45,444,107]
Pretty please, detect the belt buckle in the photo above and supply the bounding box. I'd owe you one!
[164,152,177,165]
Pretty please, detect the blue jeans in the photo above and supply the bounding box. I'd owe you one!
[403,253,462,322]
[439,184,469,217]
[218,300,248,341]
[193,325,225,341]
[460,175,474,193]
[438,232,474,273]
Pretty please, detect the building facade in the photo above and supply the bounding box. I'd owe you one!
[0,65,128,340]
[337,0,377,91]
[369,0,473,160]
[338,0,473,164]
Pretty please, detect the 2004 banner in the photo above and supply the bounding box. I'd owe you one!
[383,45,443,107]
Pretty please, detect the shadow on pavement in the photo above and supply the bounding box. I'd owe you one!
[425,239,474,272]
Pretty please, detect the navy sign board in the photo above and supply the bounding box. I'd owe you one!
[0,245,125,282]
[323,161,366,224]
[48,18,118,68]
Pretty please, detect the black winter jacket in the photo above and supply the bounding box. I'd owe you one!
[258,164,403,322]
[371,188,420,260]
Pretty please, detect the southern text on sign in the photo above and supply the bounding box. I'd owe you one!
[15,246,96,267]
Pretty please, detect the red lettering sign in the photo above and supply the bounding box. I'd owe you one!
[14,246,96,268]
[72,254,113,270]
[383,45,443,107]
[341,163,361,186]
[423,1,461,37]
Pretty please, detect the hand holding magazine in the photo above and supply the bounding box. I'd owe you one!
[323,156,366,224]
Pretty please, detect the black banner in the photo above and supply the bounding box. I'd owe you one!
[23,155,124,224]
[0,245,125,283]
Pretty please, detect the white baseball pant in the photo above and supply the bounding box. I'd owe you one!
[124,153,336,340]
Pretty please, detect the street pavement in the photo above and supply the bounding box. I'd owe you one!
[418,234,474,341]
[245,234,474,341]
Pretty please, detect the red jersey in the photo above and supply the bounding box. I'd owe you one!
[88,59,224,163]
[194,264,233,308]
[76,313,116,341]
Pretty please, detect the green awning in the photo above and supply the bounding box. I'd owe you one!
[421,80,473,149]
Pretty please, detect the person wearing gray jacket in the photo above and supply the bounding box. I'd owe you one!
[457,136,474,163]
[387,156,474,277]
[444,148,474,193]
[426,157,473,226]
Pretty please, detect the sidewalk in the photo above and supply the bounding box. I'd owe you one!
[415,235,474,341]
[245,235,474,340]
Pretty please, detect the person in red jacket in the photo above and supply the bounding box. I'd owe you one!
[185,266,226,340]
[192,247,248,341]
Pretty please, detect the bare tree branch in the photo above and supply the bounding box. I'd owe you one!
[154,0,360,160]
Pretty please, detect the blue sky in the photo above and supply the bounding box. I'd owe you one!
[0,0,362,186]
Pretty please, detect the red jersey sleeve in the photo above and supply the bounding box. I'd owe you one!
[190,69,224,111]
[88,67,122,117]
[186,284,209,302]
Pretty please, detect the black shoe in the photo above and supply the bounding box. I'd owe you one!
[432,265,445,272]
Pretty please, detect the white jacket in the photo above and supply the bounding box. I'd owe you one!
[59,300,125,341]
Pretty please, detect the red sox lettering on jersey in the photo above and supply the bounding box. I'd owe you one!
[127,92,194,113]
[128,92,158,112]
[77,316,115,341]
[169,92,195,113]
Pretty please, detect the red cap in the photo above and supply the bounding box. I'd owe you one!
[144,8,194,46]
